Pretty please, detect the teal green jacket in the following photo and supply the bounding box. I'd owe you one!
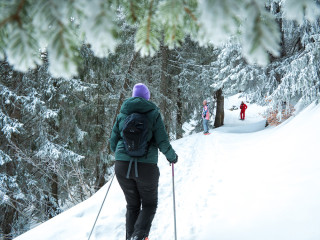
[109,97,176,164]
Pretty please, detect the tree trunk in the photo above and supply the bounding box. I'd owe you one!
[2,205,16,240]
[48,172,59,219]
[94,91,107,190]
[52,172,59,215]
[214,88,224,128]
[2,162,17,239]
[160,43,170,132]
[176,86,183,139]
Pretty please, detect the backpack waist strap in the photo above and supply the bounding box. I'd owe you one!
[126,159,139,179]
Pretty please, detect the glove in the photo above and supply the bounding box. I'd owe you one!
[169,154,178,164]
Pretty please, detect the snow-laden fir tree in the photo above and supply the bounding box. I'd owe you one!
[202,0,320,123]
[1,0,319,78]
[0,60,88,238]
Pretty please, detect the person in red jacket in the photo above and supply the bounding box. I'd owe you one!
[240,101,248,120]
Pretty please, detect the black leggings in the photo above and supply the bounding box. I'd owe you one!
[115,161,160,240]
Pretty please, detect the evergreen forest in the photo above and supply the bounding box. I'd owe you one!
[1,0,320,238]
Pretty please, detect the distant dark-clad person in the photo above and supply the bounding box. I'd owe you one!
[240,101,248,120]
[110,83,178,240]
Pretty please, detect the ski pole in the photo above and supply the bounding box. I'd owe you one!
[88,172,115,240]
[172,163,177,240]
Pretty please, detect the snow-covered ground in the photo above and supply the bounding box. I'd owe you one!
[15,96,320,240]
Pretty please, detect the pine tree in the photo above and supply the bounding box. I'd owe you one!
[1,0,318,78]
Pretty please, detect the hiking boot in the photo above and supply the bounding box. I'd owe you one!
[130,237,149,240]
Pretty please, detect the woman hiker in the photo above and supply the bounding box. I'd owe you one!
[202,100,210,135]
[110,83,178,240]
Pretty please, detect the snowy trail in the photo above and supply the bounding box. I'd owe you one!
[109,104,269,240]
[14,98,320,240]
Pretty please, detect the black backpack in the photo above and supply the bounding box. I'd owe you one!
[122,113,149,157]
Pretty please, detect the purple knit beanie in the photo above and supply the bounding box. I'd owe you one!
[132,83,150,100]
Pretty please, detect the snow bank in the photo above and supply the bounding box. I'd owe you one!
[198,102,320,240]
